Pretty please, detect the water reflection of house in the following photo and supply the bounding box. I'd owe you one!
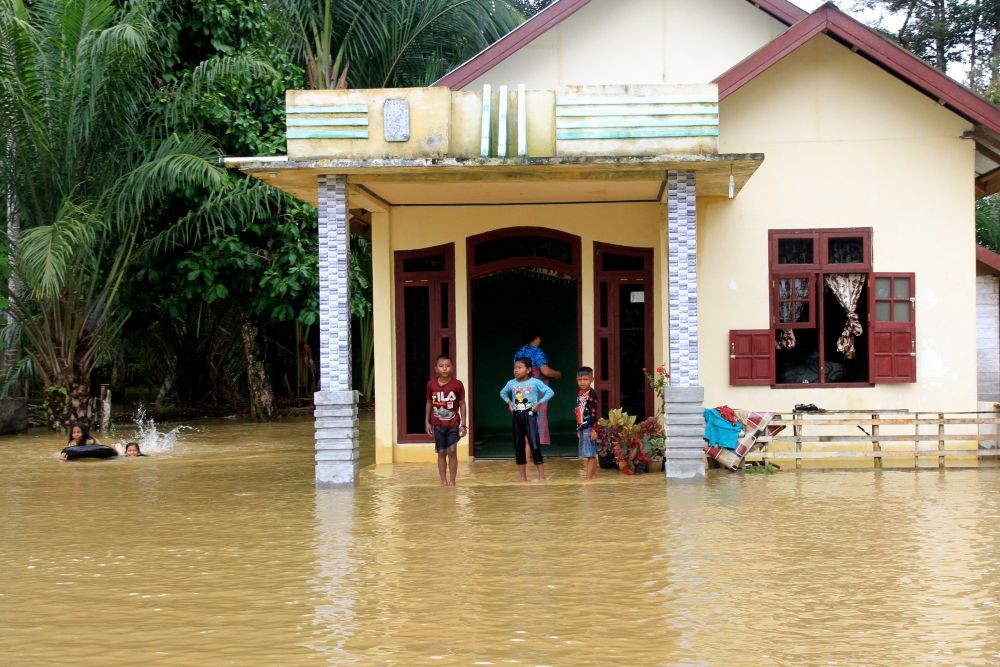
[226,0,1000,484]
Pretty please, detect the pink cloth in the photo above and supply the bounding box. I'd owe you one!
[530,366,551,445]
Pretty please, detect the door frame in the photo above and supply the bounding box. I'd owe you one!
[393,243,456,444]
[466,227,582,456]
[593,242,655,418]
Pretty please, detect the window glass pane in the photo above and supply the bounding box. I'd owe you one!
[894,277,911,299]
[893,301,911,322]
[403,286,431,434]
[875,278,891,299]
[474,235,572,266]
[600,338,609,381]
[875,301,891,321]
[794,277,809,298]
[778,238,814,264]
[795,303,809,323]
[828,237,864,264]
[601,252,644,272]
[402,253,446,273]
[440,283,449,328]
[599,282,608,328]
[441,337,449,357]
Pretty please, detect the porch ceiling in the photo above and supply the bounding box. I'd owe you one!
[224,154,763,207]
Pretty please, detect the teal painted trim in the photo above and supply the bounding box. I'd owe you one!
[556,128,720,140]
[286,118,370,127]
[556,95,717,106]
[556,117,719,129]
[556,105,718,117]
[286,105,369,114]
[286,129,369,139]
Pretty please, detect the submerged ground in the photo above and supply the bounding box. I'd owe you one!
[1,416,999,665]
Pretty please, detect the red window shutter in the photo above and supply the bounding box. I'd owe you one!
[870,273,916,383]
[729,329,773,385]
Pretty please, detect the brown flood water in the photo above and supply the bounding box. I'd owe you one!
[1,415,999,666]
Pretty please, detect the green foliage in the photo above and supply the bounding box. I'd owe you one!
[852,1,1000,97]
[977,195,1000,251]
[0,0,279,424]
[272,0,544,89]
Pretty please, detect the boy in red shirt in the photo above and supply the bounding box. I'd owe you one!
[424,355,467,486]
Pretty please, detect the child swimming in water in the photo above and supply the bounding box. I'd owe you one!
[123,442,144,457]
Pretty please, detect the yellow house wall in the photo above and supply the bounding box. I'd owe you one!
[706,36,976,428]
[462,0,786,90]
[377,202,664,462]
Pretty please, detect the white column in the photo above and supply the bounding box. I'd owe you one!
[315,175,360,486]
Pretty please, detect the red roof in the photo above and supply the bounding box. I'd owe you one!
[977,245,1000,274]
[715,3,1000,136]
[434,0,808,90]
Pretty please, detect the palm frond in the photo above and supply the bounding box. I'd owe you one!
[14,198,99,299]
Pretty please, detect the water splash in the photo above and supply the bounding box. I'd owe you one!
[120,406,190,454]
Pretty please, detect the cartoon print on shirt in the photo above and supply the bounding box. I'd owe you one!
[431,390,458,422]
[513,384,532,411]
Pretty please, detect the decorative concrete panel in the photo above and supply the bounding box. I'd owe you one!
[667,170,699,387]
[383,99,410,142]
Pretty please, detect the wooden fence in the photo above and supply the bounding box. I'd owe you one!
[744,409,1000,469]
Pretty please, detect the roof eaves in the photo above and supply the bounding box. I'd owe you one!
[717,3,1000,136]
[977,244,1000,273]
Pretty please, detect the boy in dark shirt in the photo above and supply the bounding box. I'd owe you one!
[575,366,599,480]
[425,355,467,486]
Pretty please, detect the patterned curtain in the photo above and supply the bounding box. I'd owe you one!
[776,329,796,350]
[825,273,866,359]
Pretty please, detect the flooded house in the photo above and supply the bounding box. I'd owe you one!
[226,0,1000,484]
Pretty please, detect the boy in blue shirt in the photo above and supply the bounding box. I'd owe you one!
[500,357,555,481]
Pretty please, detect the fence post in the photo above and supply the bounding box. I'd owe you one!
[872,411,880,469]
[914,412,920,469]
[938,412,945,468]
[794,409,802,469]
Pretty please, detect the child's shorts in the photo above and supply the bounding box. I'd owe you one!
[578,428,597,458]
[433,425,460,452]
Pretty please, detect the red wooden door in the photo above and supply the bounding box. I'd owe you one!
[394,244,455,442]
[594,243,654,419]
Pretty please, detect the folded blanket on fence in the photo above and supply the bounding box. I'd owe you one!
[703,408,741,448]
[704,411,786,471]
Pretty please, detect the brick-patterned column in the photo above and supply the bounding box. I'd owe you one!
[665,170,705,480]
[315,175,359,486]
[667,170,699,386]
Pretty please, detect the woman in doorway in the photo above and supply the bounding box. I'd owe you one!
[513,327,562,445]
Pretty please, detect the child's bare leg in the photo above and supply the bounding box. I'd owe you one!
[535,463,546,481]
[437,451,448,485]
[517,463,528,481]
[447,445,458,485]
[586,457,598,480]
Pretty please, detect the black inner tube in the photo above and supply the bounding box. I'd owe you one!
[62,444,118,460]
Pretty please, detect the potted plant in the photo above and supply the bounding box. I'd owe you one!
[594,408,634,469]
[595,409,651,475]
[639,416,665,473]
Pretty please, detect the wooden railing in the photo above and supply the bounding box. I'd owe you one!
[745,409,1000,468]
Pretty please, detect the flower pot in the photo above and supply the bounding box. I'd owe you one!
[634,461,648,474]
[598,453,618,469]
[647,458,664,473]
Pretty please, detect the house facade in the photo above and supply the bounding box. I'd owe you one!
[227,0,1000,484]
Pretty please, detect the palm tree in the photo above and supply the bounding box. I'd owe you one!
[271,0,539,89]
[0,0,277,429]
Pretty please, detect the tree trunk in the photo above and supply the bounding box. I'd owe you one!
[46,373,94,432]
[934,0,947,72]
[241,316,275,422]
